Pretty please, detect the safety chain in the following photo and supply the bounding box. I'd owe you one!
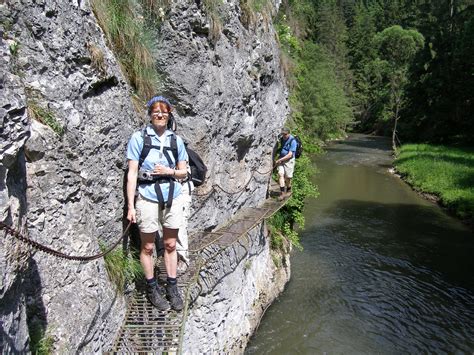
[0,221,131,261]
[0,165,277,261]
[193,165,276,197]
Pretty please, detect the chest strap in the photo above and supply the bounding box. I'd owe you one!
[139,178,176,209]
[154,180,175,209]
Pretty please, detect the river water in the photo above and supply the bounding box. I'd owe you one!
[246,134,474,354]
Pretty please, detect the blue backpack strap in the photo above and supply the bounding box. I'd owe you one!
[280,136,294,153]
[154,181,166,210]
[160,134,178,209]
[163,133,179,167]
[138,127,161,168]
[139,128,151,168]
[153,179,175,209]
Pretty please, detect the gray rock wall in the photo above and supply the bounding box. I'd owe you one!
[1,0,136,352]
[184,223,290,353]
[1,0,289,352]
[154,0,289,230]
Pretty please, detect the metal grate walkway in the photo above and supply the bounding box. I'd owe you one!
[112,187,289,354]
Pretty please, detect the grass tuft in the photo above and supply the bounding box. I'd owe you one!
[101,243,143,292]
[239,0,273,29]
[87,42,107,75]
[28,102,64,136]
[91,0,159,99]
[29,323,54,355]
[203,0,224,44]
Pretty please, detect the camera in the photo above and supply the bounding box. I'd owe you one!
[138,170,154,181]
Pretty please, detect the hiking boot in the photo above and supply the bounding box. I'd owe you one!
[156,283,166,296]
[278,192,286,201]
[166,283,184,311]
[147,285,170,311]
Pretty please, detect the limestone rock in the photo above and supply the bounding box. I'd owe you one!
[1,0,289,352]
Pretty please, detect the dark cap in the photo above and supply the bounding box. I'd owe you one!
[146,95,172,114]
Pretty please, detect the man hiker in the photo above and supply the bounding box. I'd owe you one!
[126,95,187,311]
[176,162,193,272]
[275,127,297,201]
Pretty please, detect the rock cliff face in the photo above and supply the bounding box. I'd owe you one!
[1,0,289,352]
[184,222,291,353]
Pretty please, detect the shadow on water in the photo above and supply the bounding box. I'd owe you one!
[332,135,392,151]
[307,199,474,291]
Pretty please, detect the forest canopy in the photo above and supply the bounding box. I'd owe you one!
[279,0,474,145]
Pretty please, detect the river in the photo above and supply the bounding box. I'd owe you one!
[246,134,474,354]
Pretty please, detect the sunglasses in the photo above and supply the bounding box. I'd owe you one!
[151,111,169,119]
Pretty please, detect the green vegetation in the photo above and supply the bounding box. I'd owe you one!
[28,103,64,136]
[101,244,143,292]
[268,1,349,250]
[29,323,54,355]
[344,0,474,145]
[203,0,224,44]
[91,0,159,99]
[276,4,354,144]
[372,25,424,150]
[394,144,474,221]
[9,40,19,56]
[271,0,473,225]
[269,138,319,251]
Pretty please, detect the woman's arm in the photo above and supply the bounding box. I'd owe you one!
[127,160,139,223]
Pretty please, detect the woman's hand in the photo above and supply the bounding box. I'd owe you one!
[152,164,173,176]
[127,207,136,223]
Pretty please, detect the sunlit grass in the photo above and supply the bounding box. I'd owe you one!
[394,144,474,221]
[91,0,159,99]
[101,243,144,292]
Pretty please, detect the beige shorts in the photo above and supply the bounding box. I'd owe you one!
[135,193,185,233]
[278,158,295,178]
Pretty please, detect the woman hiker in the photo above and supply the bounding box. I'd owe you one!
[126,95,187,311]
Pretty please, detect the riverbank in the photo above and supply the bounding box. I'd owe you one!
[393,143,474,226]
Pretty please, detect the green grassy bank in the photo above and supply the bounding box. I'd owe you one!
[394,144,474,224]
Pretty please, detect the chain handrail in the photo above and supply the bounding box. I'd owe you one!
[0,221,132,261]
[193,165,276,197]
[0,164,278,262]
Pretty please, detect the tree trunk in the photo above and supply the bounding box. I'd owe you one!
[392,90,401,151]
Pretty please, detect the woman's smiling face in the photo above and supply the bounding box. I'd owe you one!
[150,101,170,131]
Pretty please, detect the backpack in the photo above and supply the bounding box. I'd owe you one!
[139,128,208,187]
[293,135,303,159]
[280,134,303,159]
[185,144,207,186]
